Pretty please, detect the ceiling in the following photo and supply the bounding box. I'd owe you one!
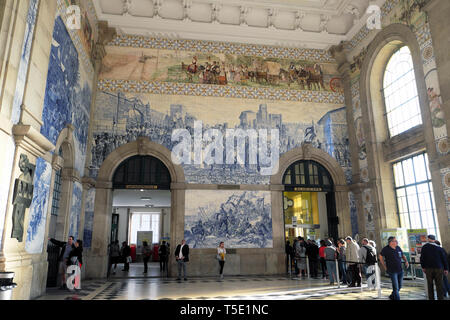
[93,0,386,50]
[113,189,171,207]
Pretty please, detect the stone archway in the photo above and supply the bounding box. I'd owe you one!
[270,144,351,239]
[86,137,185,279]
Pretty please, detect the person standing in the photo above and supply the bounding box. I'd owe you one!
[217,242,226,279]
[306,239,319,278]
[420,235,449,300]
[324,240,338,285]
[142,241,152,274]
[158,241,168,273]
[435,241,450,297]
[285,240,293,274]
[319,240,328,279]
[379,236,409,300]
[295,237,307,277]
[358,238,371,280]
[68,240,83,290]
[109,240,120,275]
[345,236,361,287]
[49,236,75,289]
[121,241,131,272]
[337,239,348,285]
[175,239,189,281]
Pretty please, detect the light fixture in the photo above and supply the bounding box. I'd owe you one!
[140,197,152,201]
[140,189,144,192]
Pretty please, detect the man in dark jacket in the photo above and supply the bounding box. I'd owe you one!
[420,235,449,300]
[159,241,169,272]
[121,241,131,271]
[306,239,319,278]
[49,236,75,289]
[175,239,189,280]
[285,240,293,273]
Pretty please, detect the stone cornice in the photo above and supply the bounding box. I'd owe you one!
[12,124,55,158]
[81,176,96,189]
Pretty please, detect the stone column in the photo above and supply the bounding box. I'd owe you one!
[168,183,186,277]
[85,181,113,279]
[424,0,450,250]
[330,43,363,238]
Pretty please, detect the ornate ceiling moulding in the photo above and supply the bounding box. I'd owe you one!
[92,0,377,49]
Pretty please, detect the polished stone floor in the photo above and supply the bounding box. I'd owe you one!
[36,263,442,301]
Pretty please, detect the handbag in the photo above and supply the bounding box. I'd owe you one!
[126,256,132,263]
[216,254,222,261]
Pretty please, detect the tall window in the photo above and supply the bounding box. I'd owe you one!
[393,153,439,238]
[51,169,62,216]
[130,213,160,245]
[383,46,422,137]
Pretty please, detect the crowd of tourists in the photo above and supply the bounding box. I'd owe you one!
[285,234,449,300]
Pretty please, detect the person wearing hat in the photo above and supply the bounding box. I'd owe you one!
[379,236,409,300]
[420,235,449,300]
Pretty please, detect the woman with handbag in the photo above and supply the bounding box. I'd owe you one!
[121,241,131,272]
[217,242,226,279]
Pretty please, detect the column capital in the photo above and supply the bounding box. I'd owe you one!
[81,176,96,190]
[329,42,350,70]
[12,124,54,158]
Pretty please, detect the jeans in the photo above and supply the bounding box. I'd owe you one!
[320,257,327,278]
[309,259,318,278]
[338,260,348,283]
[443,273,450,296]
[425,268,444,300]
[160,255,167,272]
[388,271,404,300]
[326,260,337,284]
[143,256,149,273]
[348,264,361,286]
[361,264,368,280]
[177,259,187,279]
[219,261,225,275]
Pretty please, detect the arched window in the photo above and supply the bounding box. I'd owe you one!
[383,46,422,137]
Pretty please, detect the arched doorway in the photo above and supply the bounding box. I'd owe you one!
[282,160,338,243]
[86,137,185,279]
[109,155,171,277]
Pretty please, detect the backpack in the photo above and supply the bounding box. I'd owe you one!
[364,245,376,265]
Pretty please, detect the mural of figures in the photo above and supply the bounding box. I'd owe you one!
[82,188,95,248]
[348,192,359,238]
[25,158,52,254]
[40,16,92,176]
[100,46,339,91]
[184,190,272,248]
[68,182,82,240]
[90,92,351,184]
[11,0,40,125]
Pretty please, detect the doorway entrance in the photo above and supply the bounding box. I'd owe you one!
[108,155,171,278]
[282,160,338,244]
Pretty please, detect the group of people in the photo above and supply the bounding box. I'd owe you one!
[108,240,170,275]
[49,236,83,290]
[174,239,227,281]
[286,236,376,287]
[286,234,449,300]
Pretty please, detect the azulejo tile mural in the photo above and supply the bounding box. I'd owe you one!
[108,36,335,63]
[90,92,351,184]
[69,182,82,240]
[41,15,92,176]
[25,158,52,254]
[83,188,95,248]
[11,0,40,125]
[184,190,272,249]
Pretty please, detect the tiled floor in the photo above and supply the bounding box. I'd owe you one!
[36,263,442,301]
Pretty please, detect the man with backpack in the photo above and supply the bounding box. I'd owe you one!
[359,238,377,281]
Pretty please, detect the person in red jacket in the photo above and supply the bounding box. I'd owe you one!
[319,240,328,279]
